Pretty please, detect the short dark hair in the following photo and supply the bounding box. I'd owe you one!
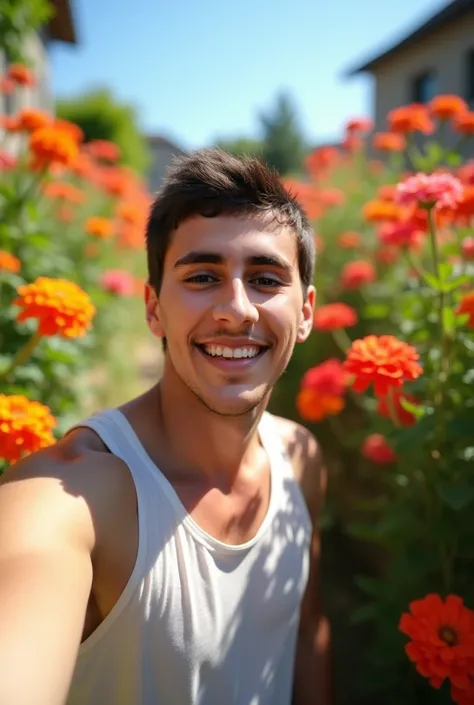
[146,148,316,297]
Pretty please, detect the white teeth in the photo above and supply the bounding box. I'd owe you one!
[202,345,262,359]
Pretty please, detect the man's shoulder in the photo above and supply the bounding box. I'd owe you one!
[268,413,325,516]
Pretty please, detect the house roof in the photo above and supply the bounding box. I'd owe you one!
[345,0,474,76]
[45,0,77,44]
[147,135,187,153]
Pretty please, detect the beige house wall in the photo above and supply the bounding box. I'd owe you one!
[0,32,53,116]
[372,12,474,133]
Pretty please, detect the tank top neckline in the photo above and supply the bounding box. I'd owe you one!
[106,408,282,555]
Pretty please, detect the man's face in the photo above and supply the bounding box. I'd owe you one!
[146,214,315,416]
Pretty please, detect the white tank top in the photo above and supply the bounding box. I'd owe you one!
[66,408,312,705]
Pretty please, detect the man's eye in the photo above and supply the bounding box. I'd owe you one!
[185,274,217,284]
[251,276,280,287]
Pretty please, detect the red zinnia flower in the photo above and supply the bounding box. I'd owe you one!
[377,389,419,426]
[340,261,376,290]
[399,594,474,690]
[456,292,474,327]
[313,303,358,331]
[362,434,397,464]
[461,237,474,260]
[343,334,423,397]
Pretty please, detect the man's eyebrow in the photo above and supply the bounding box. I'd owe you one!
[173,252,292,272]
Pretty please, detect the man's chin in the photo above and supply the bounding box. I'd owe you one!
[197,385,270,417]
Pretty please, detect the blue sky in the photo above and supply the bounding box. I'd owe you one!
[50,0,448,150]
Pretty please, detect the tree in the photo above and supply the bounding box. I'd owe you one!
[214,136,264,159]
[0,0,53,61]
[259,91,307,176]
[56,88,150,175]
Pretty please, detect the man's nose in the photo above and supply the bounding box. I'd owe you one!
[212,278,259,326]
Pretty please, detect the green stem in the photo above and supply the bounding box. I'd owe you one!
[331,327,353,353]
[386,387,401,428]
[427,207,440,281]
[0,330,42,382]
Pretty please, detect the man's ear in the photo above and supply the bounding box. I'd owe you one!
[145,283,165,339]
[296,285,316,344]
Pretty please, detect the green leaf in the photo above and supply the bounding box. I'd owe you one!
[442,306,456,333]
[388,414,436,453]
[446,152,462,167]
[354,576,384,597]
[350,601,379,625]
[399,397,426,418]
[362,304,391,319]
[436,483,474,511]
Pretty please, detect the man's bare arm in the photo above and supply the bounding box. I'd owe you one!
[0,451,96,705]
[278,419,332,705]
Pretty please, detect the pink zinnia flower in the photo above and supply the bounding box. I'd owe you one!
[396,172,463,210]
[0,150,18,171]
[100,269,135,296]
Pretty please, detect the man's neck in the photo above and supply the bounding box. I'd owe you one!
[145,372,269,488]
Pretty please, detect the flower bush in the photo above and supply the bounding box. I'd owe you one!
[0,62,151,471]
[274,96,474,704]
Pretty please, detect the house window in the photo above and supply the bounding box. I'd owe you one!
[411,71,438,103]
[466,49,474,105]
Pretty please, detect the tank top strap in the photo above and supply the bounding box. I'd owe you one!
[70,408,160,493]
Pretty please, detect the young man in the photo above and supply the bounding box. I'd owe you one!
[0,149,331,705]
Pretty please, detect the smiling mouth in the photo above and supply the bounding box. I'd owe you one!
[195,343,269,360]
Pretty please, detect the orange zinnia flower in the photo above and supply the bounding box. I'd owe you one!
[297,388,345,422]
[362,434,397,464]
[388,104,435,134]
[29,126,79,170]
[429,95,468,120]
[338,231,361,248]
[313,303,358,331]
[363,200,405,223]
[43,181,85,204]
[0,394,56,464]
[14,277,96,338]
[344,334,423,397]
[0,250,21,273]
[454,112,474,136]
[373,132,406,152]
[52,119,84,143]
[85,216,114,239]
[399,594,474,690]
[85,139,121,162]
[456,292,474,327]
[377,389,419,426]
[7,64,35,87]
[340,261,376,290]
[346,117,373,134]
[15,108,50,132]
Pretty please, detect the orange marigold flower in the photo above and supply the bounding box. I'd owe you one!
[53,119,84,143]
[338,231,361,248]
[14,277,96,338]
[400,594,474,690]
[363,200,405,222]
[43,181,85,204]
[0,394,56,464]
[377,389,420,426]
[344,334,423,397]
[313,303,358,331]
[297,388,345,422]
[7,64,35,87]
[373,132,406,152]
[362,434,397,464]
[461,237,474,260]
[388,104,435,134]
[456,292,474,327]
[16,108,50,132]
[0,250,21,273]
[29,126,79,170]
[85,216,114,239]
[453,112,474,136]
[341,261,376,290]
